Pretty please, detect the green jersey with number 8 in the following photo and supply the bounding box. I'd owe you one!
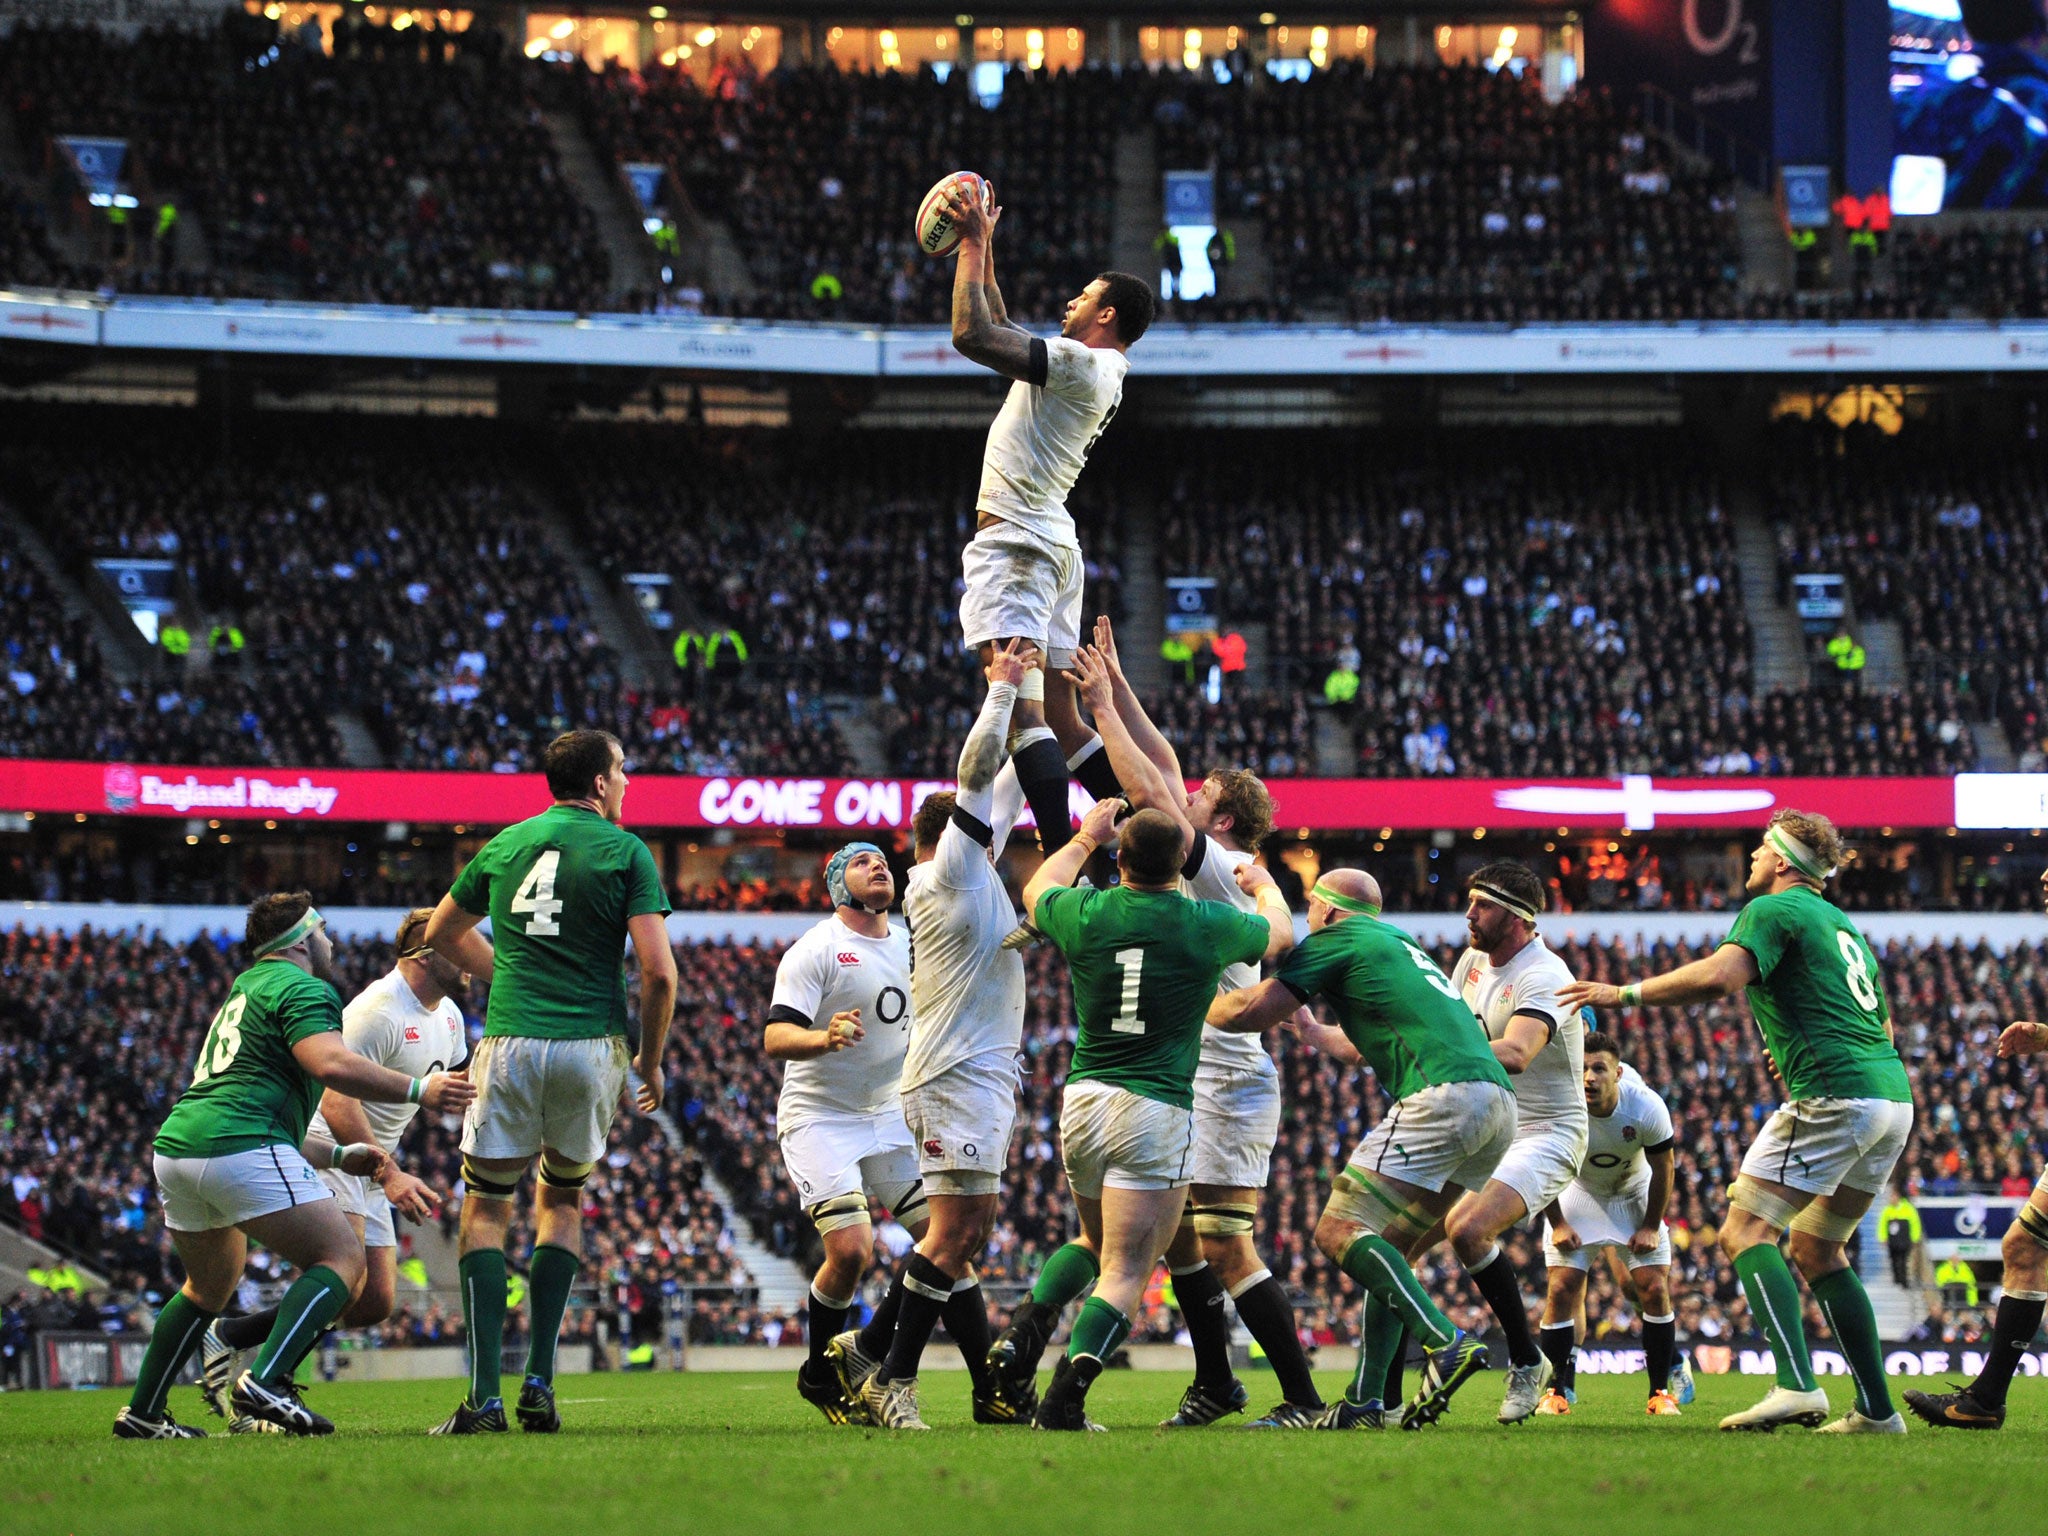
[449,803,670,1040]
[1034,884,1270,1110]
[1276,915,1510,1102]
[153,960,341,1158]
[1723,884,1909,1103]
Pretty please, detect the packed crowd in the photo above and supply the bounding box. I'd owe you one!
[0,923,765,1351]
[11,913,2042,1360]
[0,17,609,310]
[578,59,1120,325]
[1152,64,1745,322]
[1768,419,2048,766]
[0,514,342,767]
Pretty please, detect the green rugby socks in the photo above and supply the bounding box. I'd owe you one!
[523,1243,580,1387]
[1067,1296,1131,1364]
[128,1292,215,1419]
[252,1265,350,1385]
[1032,1242,1100,1309]
[459,1248,509,1407]
[1733,1244,1816,1392]
[1810,1267,1892,1419]
[1339,1234,1454,1349]
[1348,1295,1406,1407]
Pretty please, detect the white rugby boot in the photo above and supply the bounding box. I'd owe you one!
[1718,1385,1831,1432]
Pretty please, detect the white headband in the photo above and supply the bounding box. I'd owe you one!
[255,906,323,957]
[1469,880,1541,923]
[1766,825,1836,881]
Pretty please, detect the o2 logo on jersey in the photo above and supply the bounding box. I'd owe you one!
[875,987,908,1028]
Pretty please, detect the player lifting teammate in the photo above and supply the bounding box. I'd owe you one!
[834,640,1038,1430]
[941,178,1154,851]
[1020,801,1294,1430]
[1533,1033,1687,1418]
[424,730,678,1435]
[989,629,1324,1428]
[1908,864,2048,1430]
[116,892,475,1438]
[1207,869,1515,1430]
[1563,809,1912,1434]
[1432,862,1589,1424]
[199,907,461,1428]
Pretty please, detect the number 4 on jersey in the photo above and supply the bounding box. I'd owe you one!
[513,849,565,936]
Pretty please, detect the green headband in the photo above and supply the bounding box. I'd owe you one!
[1311,881,1381,917]
[1765,824,1835,881]
[256,906,323,958]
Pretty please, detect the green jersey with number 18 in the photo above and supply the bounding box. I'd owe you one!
[153,960,342,1158]
[1723,884,1909,1103]
[1033,884,1270,1110]
[1276,916,1511,1102]
[448,803,670,1040]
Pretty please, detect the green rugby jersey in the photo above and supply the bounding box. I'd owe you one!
[449,803,670,1040]
[1277,916,1510,1102]
[1034,884,1269,1110]
[154,961,341,1158]
[1724,885,1909,1103]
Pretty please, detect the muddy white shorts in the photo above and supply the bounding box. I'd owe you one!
[959,520,1085,668]
[154,1145,332,1233]
[1187,1062,1282,1190]
[1542,1182,1672,1272]
[1060,1079,1194,1197]
[318,1167,397,1248]
[460,1034,631,1165]
[1739,1096,1914,1197]
[901,1054,1019,1196]
[1346,1079,1518,1196]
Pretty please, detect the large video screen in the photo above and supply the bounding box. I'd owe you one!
[1891,1,2048,210]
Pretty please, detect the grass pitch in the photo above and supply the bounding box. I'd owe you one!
[4,1371,2041,1535]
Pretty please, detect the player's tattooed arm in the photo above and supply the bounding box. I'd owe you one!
[947,189,1037,380]
[961,640,1034,795]
[980,213,1027,334]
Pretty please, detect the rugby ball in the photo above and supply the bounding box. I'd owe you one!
[915,171,991,259]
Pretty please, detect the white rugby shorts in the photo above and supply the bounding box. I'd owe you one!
[901,1054,1019,1197]
[1488,1118,1589,1221]
[779,1104,920,1210]
[1059,1079,1194,1197]
[461,1034,630,1165]
[1346,1079,1518,1195]
[1740,1095,1914,1197]
[154,1145,333,1233]
[1541,1182,1673,1272]
[318,1167,397,1248]
[1187,1062,1282,1190]
[959,520,1085,668]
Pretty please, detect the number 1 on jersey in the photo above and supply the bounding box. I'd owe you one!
[513,849,565,936]
[1110,946,1145,1034]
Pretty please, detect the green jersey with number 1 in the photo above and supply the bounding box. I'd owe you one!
[1276,916,1510,1102]
[449,803,670,1040]
[1724,884,1909,1103]
[1033,884,1270,1110]
[153,960,341,1158]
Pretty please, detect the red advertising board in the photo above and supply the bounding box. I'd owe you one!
[0,761,1974,833]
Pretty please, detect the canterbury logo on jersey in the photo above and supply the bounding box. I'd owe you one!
[923,1138,943,1156]
[404,1026,422,1043]
[837,953,861,966]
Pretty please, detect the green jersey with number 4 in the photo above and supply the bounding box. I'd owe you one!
[449,803,670,1040]
[1277,916,1510,1102]
[1034,884,1270,1110]
[1724,885,1909,1103]
[153,960,341,1158]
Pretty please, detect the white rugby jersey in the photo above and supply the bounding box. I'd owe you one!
[1452,934,1587,1134]
[770,914,913,1123]
[1182,830,1274,1078]
[307,968,468,1152]
[1576,1065,1676,1203]
[975,336,1128,546]
[902,800,1027,1094]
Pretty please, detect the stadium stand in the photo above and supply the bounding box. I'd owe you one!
[577,59,1119,324]
[9,923,2042,1355]
[0,18,610,310]
[1150,63,1746,322]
